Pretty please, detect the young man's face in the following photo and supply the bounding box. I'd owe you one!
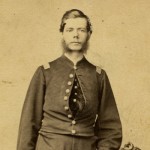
[62,18,90,51]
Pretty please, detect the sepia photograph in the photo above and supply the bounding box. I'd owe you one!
[0,0,150,150]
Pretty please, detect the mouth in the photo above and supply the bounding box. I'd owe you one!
[71,42,81,44]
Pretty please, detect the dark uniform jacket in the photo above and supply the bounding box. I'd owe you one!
[17,55,122,150]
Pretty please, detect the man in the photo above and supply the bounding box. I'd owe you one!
[17,9,122,150]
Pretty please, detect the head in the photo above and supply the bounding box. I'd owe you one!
[60,9,92,53]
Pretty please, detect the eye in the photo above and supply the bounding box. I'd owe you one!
[66,29,73,32]
[79,29,86,32]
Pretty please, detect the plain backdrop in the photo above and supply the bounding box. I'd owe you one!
[0,0,150,149]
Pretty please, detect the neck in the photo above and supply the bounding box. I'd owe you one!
[64,51,84,65]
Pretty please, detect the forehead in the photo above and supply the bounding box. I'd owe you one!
[64,18,87,28]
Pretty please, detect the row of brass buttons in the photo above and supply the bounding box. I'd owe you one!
[64,73,77,134]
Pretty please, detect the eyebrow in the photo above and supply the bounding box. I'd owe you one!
[66,27,86,29]
[66,27,74,29]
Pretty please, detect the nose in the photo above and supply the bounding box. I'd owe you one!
[73,30,79,38]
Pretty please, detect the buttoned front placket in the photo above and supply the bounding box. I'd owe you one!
[61,54,87,136]
[63,71,77,135]
[63,70,85,135]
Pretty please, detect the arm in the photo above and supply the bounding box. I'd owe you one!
[17,66,46,150]
[95,70,122,150]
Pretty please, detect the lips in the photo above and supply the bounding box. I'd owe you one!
[71,42,81,44]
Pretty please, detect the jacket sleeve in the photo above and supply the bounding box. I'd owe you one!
[95,70,122,150]
[17,66,46,150]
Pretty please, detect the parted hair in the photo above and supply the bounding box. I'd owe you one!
[59,9,92,34]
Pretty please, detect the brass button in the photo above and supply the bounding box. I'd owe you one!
[73,99,77,102]
[69,74,74,78]
[67,81,72,86]
[68,114,72,118]
[72,120,76,125]
[64,106,69,111]
[66,89,70,93]
[71,129,76,134]
[74,86,78,89]
[73,65,77,70]
[64,96,68,101]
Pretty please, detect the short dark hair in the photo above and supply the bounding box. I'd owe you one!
[59,9,92,34]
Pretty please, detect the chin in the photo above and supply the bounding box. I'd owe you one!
[69,47,82,51]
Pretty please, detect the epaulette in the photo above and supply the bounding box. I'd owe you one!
[96,66,102,74]
[43,63,50,69]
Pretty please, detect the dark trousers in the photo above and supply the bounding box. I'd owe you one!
[36,133,98,150]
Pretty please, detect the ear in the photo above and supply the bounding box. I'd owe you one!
[87,32,91,41]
